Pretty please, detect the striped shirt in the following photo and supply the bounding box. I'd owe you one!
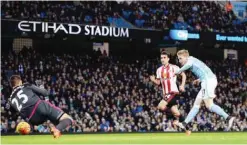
[156,64,179,95]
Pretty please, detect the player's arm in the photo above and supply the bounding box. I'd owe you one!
[180,72,186,87]
[150,69,161,85]
[175,65,186,92]
[28,84,49,96]
[175,60,193,74]
[7,97,20,114]
[193,79,201,86]
[150,75,161,85]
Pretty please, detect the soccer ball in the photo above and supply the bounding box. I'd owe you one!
[16,122,31,135]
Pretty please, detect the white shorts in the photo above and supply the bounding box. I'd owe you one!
[196,77,217,100]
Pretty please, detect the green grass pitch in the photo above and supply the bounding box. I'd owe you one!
[1,132,247,144]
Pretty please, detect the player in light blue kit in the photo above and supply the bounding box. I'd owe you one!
[175,50,235,135]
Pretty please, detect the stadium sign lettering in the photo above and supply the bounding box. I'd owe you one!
[84,25,129,37]
[216,34,247,42]
[18,21,129,38]
[18,21,81,34]
[169,30,200,41]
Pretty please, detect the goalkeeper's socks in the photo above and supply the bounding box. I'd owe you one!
[56,118,73,131]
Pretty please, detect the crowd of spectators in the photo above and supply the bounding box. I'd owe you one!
[1,47,247,133]
[120,1,247,33]
[1,1,247,33]
[1,1,120,25]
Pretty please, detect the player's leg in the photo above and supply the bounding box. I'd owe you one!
[204,98,235,130]
[55,113,73,132]
[204,98,229,119]
[49,113,73,139]
[165,95,186,131]
[170,105,180,119]
[203,78,235,130]
[28,100,46,126]
[42,101,73,138]
[175,90,203,135]
[170,105,184,124]
[181,80,208,126]
[157,99,168,111]
[167,95,184,123]
[184,90,202,124]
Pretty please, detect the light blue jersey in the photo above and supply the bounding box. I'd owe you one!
[177,57,230,126]
[176,56,216,80]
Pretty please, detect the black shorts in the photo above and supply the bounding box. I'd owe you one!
[28,100,64,125]
[164,94,178,108]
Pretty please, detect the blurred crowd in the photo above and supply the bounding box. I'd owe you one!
[1,48,247,133]
[1,1,120,25]
[120,1,247,33]
[1,1,247,33]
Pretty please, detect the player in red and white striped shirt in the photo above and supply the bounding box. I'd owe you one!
[150,51,186,124]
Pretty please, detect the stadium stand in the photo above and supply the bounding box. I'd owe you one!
[120,1,247,33]
[1,48,246,133]
[1,1,119,26]
[1,1,247,134]
[1,1,246,32]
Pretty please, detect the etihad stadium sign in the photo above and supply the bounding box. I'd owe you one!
[18,21,129,38]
